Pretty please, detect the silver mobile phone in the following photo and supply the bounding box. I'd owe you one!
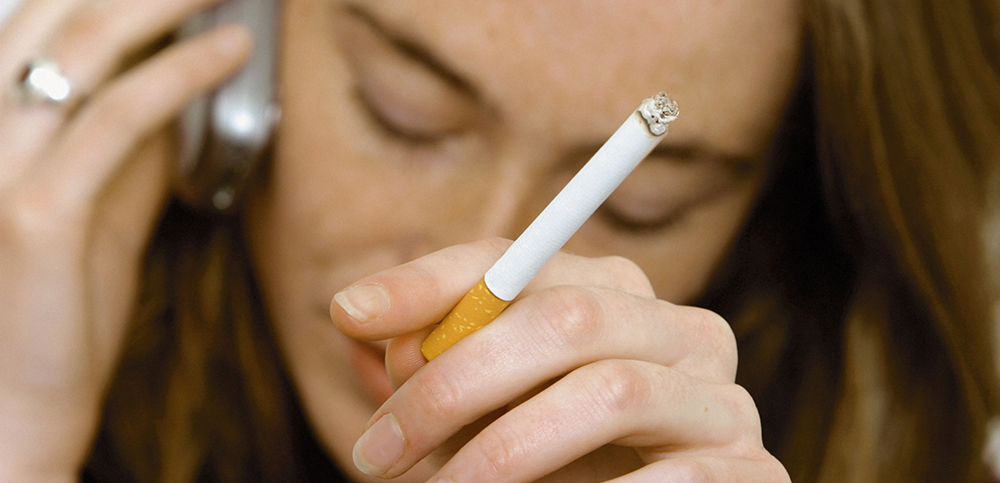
[176,0,281,211]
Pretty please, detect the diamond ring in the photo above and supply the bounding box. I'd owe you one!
[16,56,73,105]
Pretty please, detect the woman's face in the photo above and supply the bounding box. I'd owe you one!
[246,0,802,480]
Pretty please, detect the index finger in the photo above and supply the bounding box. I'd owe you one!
[330,237,658,342]
[330,238,509,341]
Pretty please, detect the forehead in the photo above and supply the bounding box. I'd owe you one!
[329,0,803,156]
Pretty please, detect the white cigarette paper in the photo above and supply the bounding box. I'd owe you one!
[485,92,678,300]
[421,92,679,360]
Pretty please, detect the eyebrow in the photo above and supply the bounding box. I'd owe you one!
[339,3,758,175]
[341,4,482,101]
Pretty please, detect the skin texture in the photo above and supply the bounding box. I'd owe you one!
[0,0,800,480]
[246,0,803,481]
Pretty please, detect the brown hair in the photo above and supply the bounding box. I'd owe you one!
[82,206,345,483]
[83,0,1000,481]
[809,0,1000,480]
[710,0,1000,481]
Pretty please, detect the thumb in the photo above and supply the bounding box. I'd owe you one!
[384,329,430,391]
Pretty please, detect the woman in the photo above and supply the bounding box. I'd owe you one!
[1,0,997,482]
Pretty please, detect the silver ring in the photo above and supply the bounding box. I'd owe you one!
[16,56,73,105]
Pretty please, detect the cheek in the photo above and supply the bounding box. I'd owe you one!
[247,3,415,301]
[645,183,763,303]
[244,0,496,340]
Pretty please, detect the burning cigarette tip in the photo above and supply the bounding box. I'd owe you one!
[638,92,679,136]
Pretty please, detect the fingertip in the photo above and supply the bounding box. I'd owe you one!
[330,283,392,338]
[331,238,511,340]
[209,22,254,59]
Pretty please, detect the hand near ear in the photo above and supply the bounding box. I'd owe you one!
[0,0,251,477]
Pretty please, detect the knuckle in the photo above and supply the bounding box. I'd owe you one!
[411,367,469,423]
[472,426,526,481]
[721,384,763,437]
[582,359,653,414]
[598,255,654,296]
[534,286,605,351]
[688,307,738,381]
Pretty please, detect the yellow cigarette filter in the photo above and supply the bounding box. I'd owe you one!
[421,278,511,360]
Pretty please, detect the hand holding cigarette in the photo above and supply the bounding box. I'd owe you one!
[421,92,679,360]
[334,92,786,480]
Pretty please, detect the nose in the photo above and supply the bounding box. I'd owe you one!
[389,134,571,265]
[413,156,550,259]
[466,165,538,241]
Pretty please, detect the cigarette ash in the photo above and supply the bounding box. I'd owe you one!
[638,92,679,136]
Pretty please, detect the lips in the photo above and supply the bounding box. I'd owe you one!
[347,339,394,407]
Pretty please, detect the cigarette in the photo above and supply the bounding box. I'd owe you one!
[421,92,679,360]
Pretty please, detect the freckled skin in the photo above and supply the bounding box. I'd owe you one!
[245,0,802,480]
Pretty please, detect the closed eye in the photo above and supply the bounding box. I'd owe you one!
[334,4,482,148]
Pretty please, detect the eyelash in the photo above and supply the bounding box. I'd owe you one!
[594,204,687,235]
[352,84,688,236]
[353,88,445,147]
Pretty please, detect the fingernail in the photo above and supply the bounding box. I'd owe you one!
[335,284,390,323]
[353,413,405,476]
